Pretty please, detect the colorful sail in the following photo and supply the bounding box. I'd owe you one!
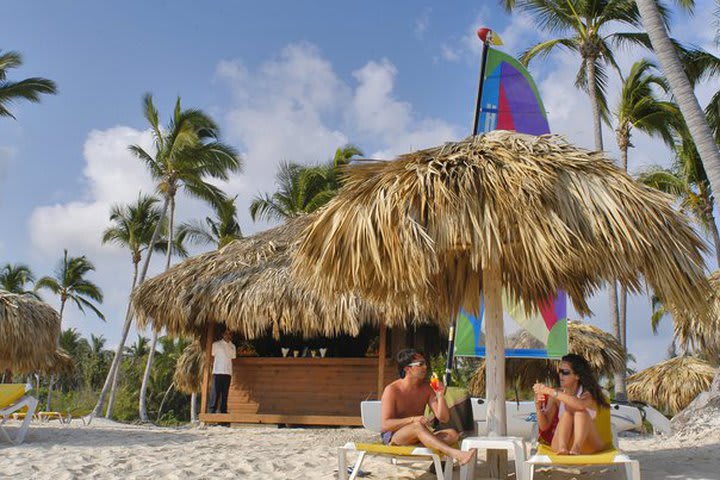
[477,47,550,135]
[456,44,568,359]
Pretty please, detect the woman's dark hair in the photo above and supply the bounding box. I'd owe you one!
[396,348,424,378]
[561,353,609,408]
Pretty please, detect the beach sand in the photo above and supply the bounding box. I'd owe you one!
[1,419,719,479]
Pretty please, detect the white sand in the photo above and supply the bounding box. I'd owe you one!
[1,419,719,479]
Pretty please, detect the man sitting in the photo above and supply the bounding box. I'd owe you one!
[380,349,476,465]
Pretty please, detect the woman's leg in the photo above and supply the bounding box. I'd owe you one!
[390,423,476,465]
[570,411,605,454]
[551,411,574,454]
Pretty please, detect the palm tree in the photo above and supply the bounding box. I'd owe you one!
[638,131,720,265]
[35,250,104,409]
[176,195,242,250]
[125,335,150,362]
[100,193,167,418]
[250,145,362,222]
[613,59,681,378]
[129,94,241,422]
[0,50,57,119]
[0,263,38,297]
[635,0,720,218]
[35,250,104,322]
[614,60,679,172]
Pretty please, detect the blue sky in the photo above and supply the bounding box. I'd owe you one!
[0,1,718,370]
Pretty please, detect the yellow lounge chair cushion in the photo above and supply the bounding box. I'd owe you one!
[0,384,27,408]
[353,442,442,456]
[536,444,621,465]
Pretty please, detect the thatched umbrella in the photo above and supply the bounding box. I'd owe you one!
[627,356,717,415]
[293,131,710,439]
[467,321,625,396]
[671,270,720,355]
[174,341,204,395]
[132,214,438,341]
[0,291,65,374]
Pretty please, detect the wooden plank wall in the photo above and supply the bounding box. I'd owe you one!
[226,358,397,417]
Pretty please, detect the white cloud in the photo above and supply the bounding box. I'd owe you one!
[29,127,156,257]
[217,43,461,230]
[414,8,431,38]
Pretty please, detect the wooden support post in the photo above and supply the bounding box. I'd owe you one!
[484,257,508,478]
[200,321,215,415]
[377,322,387,399]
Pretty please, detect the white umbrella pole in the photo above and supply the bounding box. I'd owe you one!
[484,257,508,477]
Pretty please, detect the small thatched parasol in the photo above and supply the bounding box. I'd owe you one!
[293,131,710,436]
[627,356,717,415]
[174,341,205,394]
[0,291,65,373]
[671,270,720,355]
[467,321,625,396]
[132,214,439,341]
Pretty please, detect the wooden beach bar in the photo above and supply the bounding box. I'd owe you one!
[197,323,443,426]
[131,214,447,426]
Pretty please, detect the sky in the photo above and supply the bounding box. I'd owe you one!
[0,0,718,370]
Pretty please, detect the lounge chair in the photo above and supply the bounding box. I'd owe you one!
[0,383,39,445]
[338,400,457,480]
[525,406,641,480]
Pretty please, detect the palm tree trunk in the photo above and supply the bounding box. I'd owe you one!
[190,392,198,423]
[139,195,175,422]
[619,144,629,349]
[105,262,140,419]
[138,332,158,422]
[47,299,67,411]
[588,56,627,400]
[635,0,720,199]
[91,196,170,419]
[156,382,175,423]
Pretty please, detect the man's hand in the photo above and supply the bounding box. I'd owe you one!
[412,415,429,426]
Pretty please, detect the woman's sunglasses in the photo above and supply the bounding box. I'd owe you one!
[407,360,427,367]
[558,368,573,376]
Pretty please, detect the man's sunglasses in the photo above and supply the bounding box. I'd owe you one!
[407,361,427,367]
[558,368,572,376]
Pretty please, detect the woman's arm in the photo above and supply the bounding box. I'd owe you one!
[535,391,557,431]
[536,383,597,412]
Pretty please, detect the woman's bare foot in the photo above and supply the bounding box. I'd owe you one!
[453,448,476,466]
[568,449,579,455]
[555,447,569,455]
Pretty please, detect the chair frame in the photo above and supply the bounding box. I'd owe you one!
[0,394,39,445]
[338,442,456,480]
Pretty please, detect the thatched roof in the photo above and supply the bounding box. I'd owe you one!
[0,291,65,372]
[132,214,437,340]
[174,341,204,394]
[294,132,710,322]
[627,356,717,415]
[672,270,720,355]
[467,321,625,396]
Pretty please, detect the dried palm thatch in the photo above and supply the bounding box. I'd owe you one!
[11,348,75,376]
[627,356,717,415]
[132,214,438,341]
[174,341,205,394]
[0,291,64,372]
[671,270,720,355]
[294,131,710,322]
[467,321,625,396]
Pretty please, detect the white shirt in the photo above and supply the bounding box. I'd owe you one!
[211,339,236,375]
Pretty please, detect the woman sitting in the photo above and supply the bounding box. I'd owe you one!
[533,353,610,455]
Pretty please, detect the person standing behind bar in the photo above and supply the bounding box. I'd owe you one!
[208,328,236,414]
